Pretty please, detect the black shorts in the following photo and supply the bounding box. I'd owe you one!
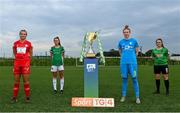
[154,65,169,74]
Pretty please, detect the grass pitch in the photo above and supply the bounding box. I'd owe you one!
[0,65,180,112]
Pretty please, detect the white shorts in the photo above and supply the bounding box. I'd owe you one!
[51,65,64,72]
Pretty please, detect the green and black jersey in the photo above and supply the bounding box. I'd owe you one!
[50,46,65,66]
[151,48,168,65]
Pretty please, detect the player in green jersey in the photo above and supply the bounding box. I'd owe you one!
[151,38,169,95]
[50,36,65,94]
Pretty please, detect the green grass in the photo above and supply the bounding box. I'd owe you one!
[0,65,180,112]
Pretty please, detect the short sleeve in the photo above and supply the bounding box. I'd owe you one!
[151,49,155,58]
[13,42,16,50]
[13,43,16,49]
[164,48,168,57]
[50,47,53,53]
[29,42,33,49]
[61,46,65,52]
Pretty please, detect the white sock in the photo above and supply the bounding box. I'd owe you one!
[53,78,57,91]
[60,77,64,90]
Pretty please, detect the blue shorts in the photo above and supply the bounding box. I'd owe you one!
[120,64,138,78]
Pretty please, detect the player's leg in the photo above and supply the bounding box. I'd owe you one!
[58,65,64,94]
[154,65,161,94]
[12,75,21,102]
[129,64,140,104]
[22,66,31,102]
[163,74,169,95]
[51,66,58,93]
[162,65,169,95]
[12,66,21,103]
[120,64,128,102]
[22,74,30,102]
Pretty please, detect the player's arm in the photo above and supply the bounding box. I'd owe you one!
[50,47,53,59]
[165,48,170,60]
[136,47,139,56]
[50,52,52,59]
[135,39,139,56]
[150,49,154,59]
[118,49,121,56]
[13,47,16,56]
[29,46,33,58]
[13,43,16,56]
[62,47,65,59]
[62,52,64,59]
[118,41,121,56]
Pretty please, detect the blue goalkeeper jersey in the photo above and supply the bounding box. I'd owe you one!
[118,38,139,64]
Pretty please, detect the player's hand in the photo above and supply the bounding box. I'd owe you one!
[136,52,139,56]
[156,54,161,58]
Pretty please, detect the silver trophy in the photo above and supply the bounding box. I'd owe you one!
[80,32,105,64]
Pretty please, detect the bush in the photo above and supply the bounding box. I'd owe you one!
[0,57,180,66]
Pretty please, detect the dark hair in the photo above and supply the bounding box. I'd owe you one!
[19,29,27,35]
[54,36,61,46]
[156,38,164,48]
[123,25,131,33]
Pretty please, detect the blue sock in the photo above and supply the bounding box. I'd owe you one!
[132,78,140,98]
[122,78,128,97]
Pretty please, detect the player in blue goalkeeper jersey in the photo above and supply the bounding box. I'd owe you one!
[118,25,140,104]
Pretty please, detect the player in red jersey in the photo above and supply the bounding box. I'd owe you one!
[11,29,33,103]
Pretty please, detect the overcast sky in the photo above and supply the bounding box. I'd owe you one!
[0,0,180,57]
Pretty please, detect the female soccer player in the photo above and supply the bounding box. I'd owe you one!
[152,38,169,95]
[50,36,65,94]
[118,25,140,104]
[12,29,33,103]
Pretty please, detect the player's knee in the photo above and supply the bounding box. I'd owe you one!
[122,77,128,79]
[60,75,64,79]
[53,76,57,79]
[122,78,128,83]
[14,81,20,84]
[121,73,128,78]
[155,77,160,80]
[132,76,137,79]
[155,75,160,80]
[24,81,30,84]
[132,78,138,83]
[14,78,20,83]
[23,79,30,84]
[163,75,168,80]
[53,72,58,77]
[53,75,57,78]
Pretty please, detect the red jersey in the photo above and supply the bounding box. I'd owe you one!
[13,40,32,66]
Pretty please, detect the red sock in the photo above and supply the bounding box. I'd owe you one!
[13,83,20,98]
[24,83,30,97]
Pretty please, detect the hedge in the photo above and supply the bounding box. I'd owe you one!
[0,57,180,66]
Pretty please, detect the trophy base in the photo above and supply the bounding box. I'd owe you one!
[86,53,96,58]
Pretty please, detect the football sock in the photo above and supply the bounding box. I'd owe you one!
[164,80,169,92]
[13,83,20,98]
[60,77,64,90]
[156,79,160,92]
[24,83,30,98]
[53,78,57,91]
